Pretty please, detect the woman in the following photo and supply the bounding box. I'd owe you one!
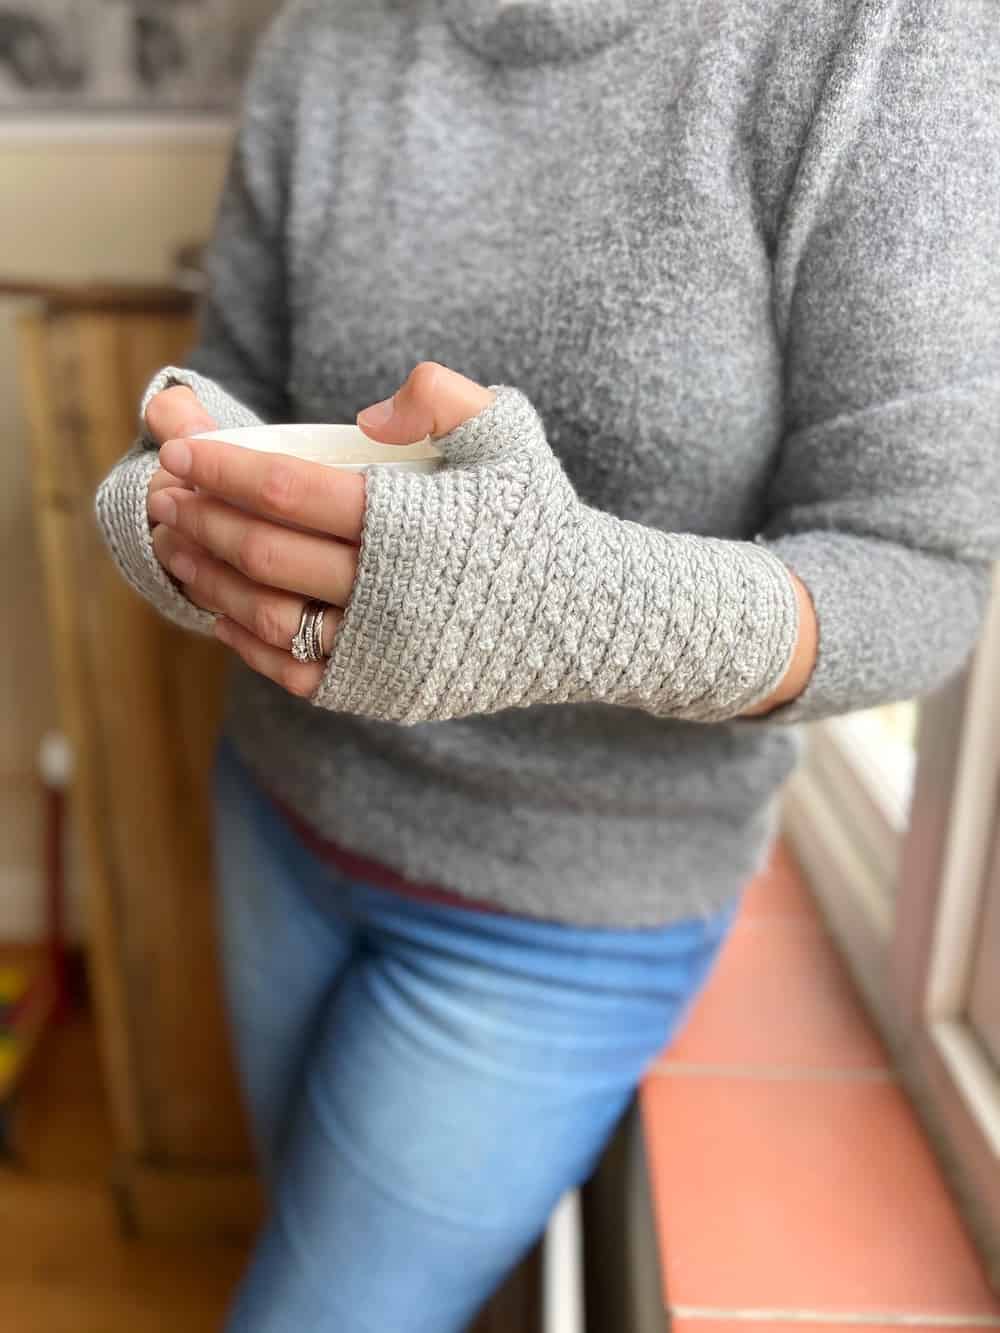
[96,1,999,1328]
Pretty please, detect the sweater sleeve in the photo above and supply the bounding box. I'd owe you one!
[94,4,303,630]
[754,0,1000,724]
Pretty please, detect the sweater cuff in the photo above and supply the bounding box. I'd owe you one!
[741,532,993,726]
[708,543,801,721]
[95,445,218,635]
[138,365,267,441]
[649,535,801,724]
[95,365,269,636]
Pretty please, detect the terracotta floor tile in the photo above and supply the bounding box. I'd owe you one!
[640,1075,1000,1315]
[742,843,820,920]
[663,918,890,1070]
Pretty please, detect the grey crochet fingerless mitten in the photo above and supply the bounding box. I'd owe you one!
[316,386,799,724]
[94,367,265,636]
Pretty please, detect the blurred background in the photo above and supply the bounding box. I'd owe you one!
[0,4,997,1332]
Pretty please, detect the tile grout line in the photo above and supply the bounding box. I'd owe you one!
[670,1306,1000,1326]
[651,1062,896,1081]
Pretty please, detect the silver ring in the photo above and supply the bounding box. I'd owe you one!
[291,599,330,663]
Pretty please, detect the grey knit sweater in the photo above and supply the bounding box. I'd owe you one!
[97,0,999,926]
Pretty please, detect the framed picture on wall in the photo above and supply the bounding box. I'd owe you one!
[0,0,281,117]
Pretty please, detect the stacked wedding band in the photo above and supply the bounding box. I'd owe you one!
[291,600,330,663]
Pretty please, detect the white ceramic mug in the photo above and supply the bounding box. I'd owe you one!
[192,423,443,474]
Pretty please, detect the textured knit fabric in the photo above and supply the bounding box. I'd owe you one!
[274,789,510,914]
[322,384,800,723]
[96,371,263,637]
[96,0,999,926]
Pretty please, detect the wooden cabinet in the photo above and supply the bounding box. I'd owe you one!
[17,286,260,1238]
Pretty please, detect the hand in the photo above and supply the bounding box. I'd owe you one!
[146,363,494,698]
[145,385,218,527]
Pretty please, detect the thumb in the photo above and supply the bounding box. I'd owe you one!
[144,385,218,445]
[356,362,495,444]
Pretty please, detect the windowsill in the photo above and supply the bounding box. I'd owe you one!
[639,841,1000,1325]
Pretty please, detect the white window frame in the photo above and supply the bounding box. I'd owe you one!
[783,569,1000,1283]
[918,583,1000,1154]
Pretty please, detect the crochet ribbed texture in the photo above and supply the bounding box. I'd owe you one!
[95,368,265,637]
[319,385,798,724]
[94,0,999,925]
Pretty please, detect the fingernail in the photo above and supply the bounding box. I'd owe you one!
[357,396,395,429]
[160,439,192,477]
[169,551,196,583]
[148,493,177,526]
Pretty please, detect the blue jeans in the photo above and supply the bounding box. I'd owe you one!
[213,737,738,1333]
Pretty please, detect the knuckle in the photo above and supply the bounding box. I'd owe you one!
[251,599,287,647]
[407,360,443,403]
[238,528,275,581]
[259,459,300,515]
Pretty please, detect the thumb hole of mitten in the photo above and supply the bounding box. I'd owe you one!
[357,362,493,448]
[434,384,551,471]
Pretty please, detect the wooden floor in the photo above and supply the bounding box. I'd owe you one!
[0,1009,246,1333]
[0,1002,540,1333]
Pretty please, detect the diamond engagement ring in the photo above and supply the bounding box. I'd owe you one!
[291,599,330,663]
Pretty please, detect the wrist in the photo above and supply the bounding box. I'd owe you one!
[740,572,818,717]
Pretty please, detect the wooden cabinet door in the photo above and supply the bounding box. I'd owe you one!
[21,304,259,1236]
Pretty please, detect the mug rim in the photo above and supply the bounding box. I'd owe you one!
[191,423,442,471]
